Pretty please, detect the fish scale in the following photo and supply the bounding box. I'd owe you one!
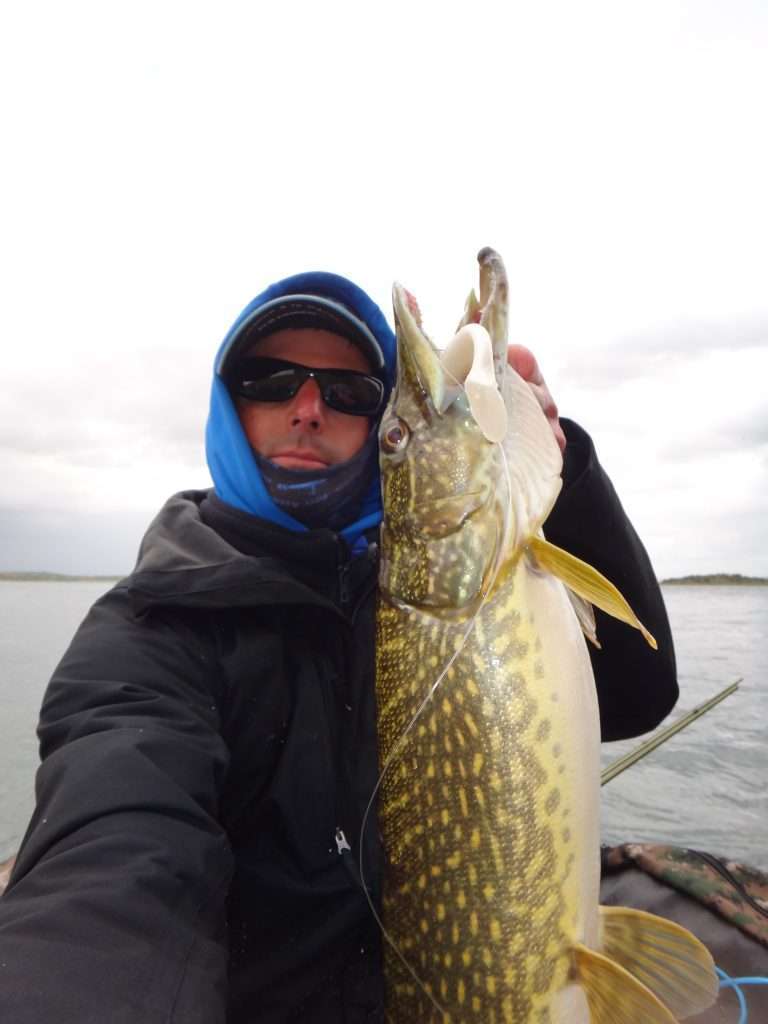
[377,561,581,1022]
[373,249,718,1023]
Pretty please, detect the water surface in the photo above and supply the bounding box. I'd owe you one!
[601,585,767,868]
[2,581,766,869]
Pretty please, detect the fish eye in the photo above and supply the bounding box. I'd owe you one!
[381,418,410,453]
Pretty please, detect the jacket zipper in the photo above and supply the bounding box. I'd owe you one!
[319,653,362,896]
[338,560,351,609]
[332,537,379,898]
[335,827,371,894]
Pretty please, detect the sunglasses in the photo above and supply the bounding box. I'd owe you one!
[227,357,386,417]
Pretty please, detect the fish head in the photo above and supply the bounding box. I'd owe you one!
[378,282,509,611]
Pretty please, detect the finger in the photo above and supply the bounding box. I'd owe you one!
[507,345,566,453]
[507,344,543,385]
[530,383,566,449]
[551,418,567,453]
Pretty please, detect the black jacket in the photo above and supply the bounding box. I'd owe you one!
[0,421,677,1023]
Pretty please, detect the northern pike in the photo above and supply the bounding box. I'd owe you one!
[373,248,718,1022]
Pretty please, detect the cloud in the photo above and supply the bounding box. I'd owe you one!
[2,346,209,465]
[650,498,768,579]
[556,318,768,389]
[0,504,149,576]
[1,0,766,582]
[661,413,768,461]
[554,338,768,472]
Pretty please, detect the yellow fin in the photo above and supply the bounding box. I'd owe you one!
[599,905,718,1019]
[573,944,678,1023]
[528,536,657,649]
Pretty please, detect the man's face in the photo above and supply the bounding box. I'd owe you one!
[235,328,373,470]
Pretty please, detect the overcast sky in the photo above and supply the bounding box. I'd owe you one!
[1,0,766,578]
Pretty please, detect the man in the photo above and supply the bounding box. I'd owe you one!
[0,271,677,1022]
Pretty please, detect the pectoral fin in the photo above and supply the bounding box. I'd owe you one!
[565,589,601,649]
[599,906,718,1019]
[527,536,657,649]
[572,944,678,1023]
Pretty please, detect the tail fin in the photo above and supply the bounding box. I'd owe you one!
[573,944,678,1022]
[572,906,718,1022]
[599,905,718,1018]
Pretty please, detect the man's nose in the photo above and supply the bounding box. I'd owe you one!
[289,377,326,428]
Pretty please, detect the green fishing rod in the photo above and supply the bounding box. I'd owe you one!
[601,678,742,786]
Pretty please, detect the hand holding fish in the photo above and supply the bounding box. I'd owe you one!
[507,344,567,453]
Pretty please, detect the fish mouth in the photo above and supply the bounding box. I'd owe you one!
[392,282,449,413]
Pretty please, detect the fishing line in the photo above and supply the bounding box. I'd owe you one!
[357,368,515,1017]
[716,965,768,1024]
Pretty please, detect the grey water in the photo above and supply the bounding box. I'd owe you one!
[1,581,767,869]
[601,584,768,870]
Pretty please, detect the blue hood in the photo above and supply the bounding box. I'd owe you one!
[205,271,396,548]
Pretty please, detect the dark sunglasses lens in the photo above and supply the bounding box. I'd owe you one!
[239,368,302,402]
[323,375,383,415]
[230,357,384,416]
[231,359,302,401]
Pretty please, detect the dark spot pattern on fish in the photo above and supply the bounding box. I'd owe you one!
[377,588,572,1021]
[536,718,552,742]
[375,279,601,1022]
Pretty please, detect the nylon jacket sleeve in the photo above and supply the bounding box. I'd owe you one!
[545,419,678,741]
[0,584,232,1024]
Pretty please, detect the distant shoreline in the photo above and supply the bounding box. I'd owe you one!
[0,572,123,582]
[2,570,766,586]
[660,573,768,586]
